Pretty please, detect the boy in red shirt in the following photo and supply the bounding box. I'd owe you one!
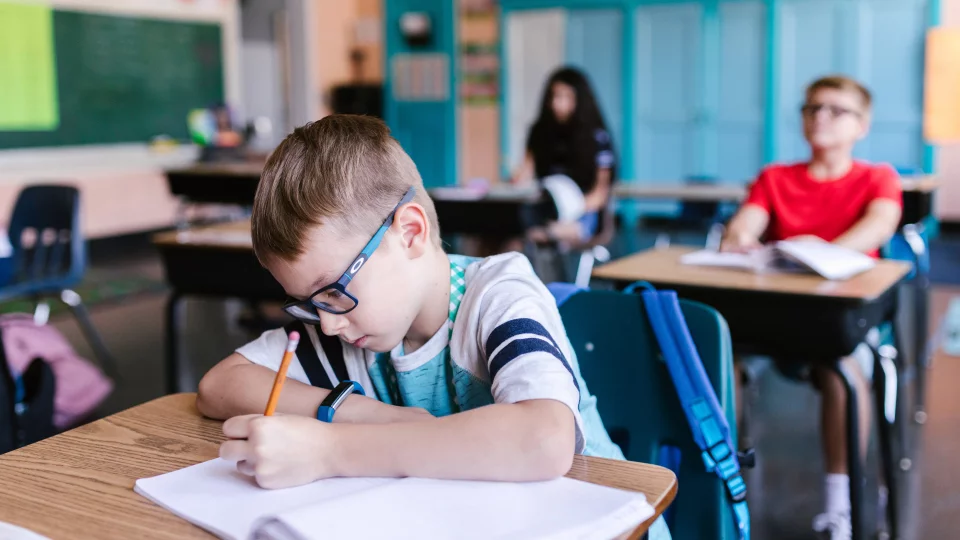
[722,76,902,539]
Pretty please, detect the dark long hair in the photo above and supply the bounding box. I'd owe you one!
[526,67,614,193]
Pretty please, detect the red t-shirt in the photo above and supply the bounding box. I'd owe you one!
[744,161,903,258]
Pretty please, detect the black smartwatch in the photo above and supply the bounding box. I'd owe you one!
[316,381,364,423]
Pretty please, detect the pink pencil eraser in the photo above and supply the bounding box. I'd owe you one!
[288,331,300,341]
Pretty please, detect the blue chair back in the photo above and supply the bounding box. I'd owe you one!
[6,185,85,292]
[558,289,740,540]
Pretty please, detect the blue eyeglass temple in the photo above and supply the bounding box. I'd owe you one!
[337,186,417,288]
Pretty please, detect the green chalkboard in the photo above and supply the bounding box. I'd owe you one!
[0,9,223,149]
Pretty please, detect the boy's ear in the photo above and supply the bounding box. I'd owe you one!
[857,111,872,140]
[392,202,431,258]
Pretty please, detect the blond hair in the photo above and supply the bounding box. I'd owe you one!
[251,115,439,264]
[806,75,872,110]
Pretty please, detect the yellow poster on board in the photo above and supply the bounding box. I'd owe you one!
[924,28,960,143]
[0,2,59,130]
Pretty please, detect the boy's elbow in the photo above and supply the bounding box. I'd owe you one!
[536,440,575,480]
[522,401,577,480]
[196,370,228,419]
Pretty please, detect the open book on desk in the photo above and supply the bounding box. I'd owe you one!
[135,459,655,540]
[680,240,877,281]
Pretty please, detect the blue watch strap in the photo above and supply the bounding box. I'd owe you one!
[317,381,364,423]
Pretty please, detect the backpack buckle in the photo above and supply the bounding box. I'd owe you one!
[725,473,748,504]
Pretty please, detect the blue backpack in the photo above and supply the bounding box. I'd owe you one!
[549,282,750,540]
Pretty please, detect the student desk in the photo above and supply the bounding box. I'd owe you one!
[429,187,552,237]
[613,183,746,204]
[593,246,912,540]
[0,394,678,540]
[614,177,938,227]
[153,220,283,394]
[165,162,263,205]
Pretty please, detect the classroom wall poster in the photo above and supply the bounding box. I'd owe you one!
[0,2,59,131]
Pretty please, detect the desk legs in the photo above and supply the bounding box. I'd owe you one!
[873,345,902,540]
[833,360,866,540]
[165,292,184,395]
[902,223,930,423]
[913,272,931,423]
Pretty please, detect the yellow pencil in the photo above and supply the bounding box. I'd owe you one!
[264,331,299,416]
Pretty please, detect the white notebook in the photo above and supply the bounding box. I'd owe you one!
[681,240,877,281]
[135,459,655,540]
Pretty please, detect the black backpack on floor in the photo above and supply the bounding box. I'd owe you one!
[0,328,57,454]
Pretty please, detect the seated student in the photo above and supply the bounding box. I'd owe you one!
[512,67,616,244]
[197,116,670,539]
[721,75,902,540]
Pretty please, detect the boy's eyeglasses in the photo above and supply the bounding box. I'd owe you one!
[282,186,417,322]
[800,103,860,120]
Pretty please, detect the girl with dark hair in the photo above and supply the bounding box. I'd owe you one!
[512,67,616,242]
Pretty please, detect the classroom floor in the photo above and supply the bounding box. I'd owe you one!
[46,230,960,540]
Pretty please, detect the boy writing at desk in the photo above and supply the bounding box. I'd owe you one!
[721,76,902,540]
[197,116,671,539]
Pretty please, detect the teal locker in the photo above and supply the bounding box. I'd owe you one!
[384,0,458,187]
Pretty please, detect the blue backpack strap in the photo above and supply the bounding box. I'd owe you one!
[639,286,750,540]
[546,282,586,307]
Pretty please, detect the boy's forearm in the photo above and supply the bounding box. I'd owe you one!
[328,400,576,482]
[832,201,901,253]
[197,362,428,423]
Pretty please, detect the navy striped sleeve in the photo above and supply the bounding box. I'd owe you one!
[484,318,579,391]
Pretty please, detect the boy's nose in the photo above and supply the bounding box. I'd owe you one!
[317,309,348,337]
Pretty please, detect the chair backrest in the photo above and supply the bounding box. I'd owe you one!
[7,185,85,288]
[678,175,722,225]
[558,289,739,540]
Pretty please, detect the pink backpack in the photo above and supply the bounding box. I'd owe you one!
[0,314,113,428]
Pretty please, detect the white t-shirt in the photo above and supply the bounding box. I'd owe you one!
[236,252,623,459]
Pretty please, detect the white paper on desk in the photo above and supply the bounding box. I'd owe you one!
[773,241,876,280]
[680,248,771,272]
[135,458,654,540]
[681,241,876,280]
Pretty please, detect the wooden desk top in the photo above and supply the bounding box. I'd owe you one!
[0,394,676,540]
[152,220,253,251]
[614,183,747,202]
[614,175,938,201]
[593,246,911,302]
[165,161,264,177]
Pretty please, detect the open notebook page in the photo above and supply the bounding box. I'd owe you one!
[137,458,654,540]
[259,476,654,540]
[135,459,391,540]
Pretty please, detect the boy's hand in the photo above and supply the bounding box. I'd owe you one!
[786,234,826,244]
[719,231,761,253]
[219,414,339,489]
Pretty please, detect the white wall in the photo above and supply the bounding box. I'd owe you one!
[0,0,242,237]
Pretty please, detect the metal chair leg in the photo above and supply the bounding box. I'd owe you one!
[902,223,931,420]
[59,289,120,381]
[833,360,866,540]
[873,344,902,540]
[574,245,611,289]
[165,292,184,395]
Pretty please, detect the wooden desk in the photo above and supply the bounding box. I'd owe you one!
[594,246,911,302]
[153,221,282,394]
[0,394,677,540]
[429,187,553,237]
[614,177,938,226]
[613,183,746,203]
[594,246,911,540]
[165,162,263,206]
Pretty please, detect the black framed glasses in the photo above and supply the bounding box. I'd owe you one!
[282,186,417,322]
[800,103,860,120]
